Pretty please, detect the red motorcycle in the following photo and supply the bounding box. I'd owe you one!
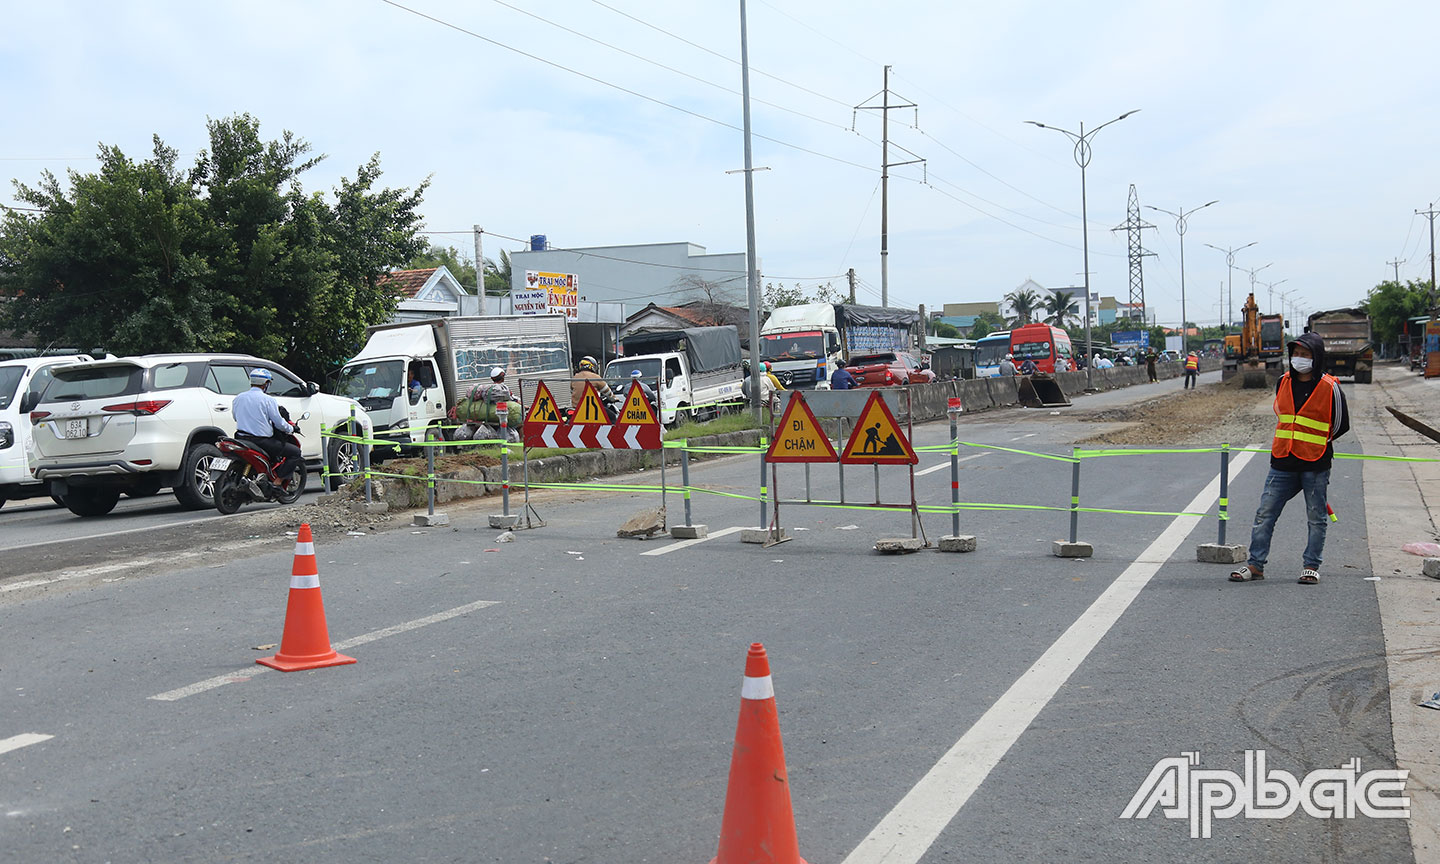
[211,412,309,514]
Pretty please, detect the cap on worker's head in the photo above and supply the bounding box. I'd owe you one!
[1005,353,1014,360]
[489,366,504,380]
[248,368,272,384]
[763,361,772,370]
[630,370,642,378]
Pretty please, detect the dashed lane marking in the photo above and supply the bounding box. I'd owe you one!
[640,525,746,556]
[1007,432,1038,441]
[914,452,989,477]
[148,599,501,701]
[0,733,53,756]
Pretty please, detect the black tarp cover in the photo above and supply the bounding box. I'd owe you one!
[621,326,743,373]
[835,304,920,329]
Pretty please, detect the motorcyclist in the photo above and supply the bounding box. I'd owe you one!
[571,355,614,408]
[233,368,302,489]
[627,369,658,412]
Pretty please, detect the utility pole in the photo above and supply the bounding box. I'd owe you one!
[1417,203,1438,319]
[473,225,485,296]
[847,268,857,304]
[855,66,922,308]
[1387,258,1406,284]
[1112,184,1156,324]
[738,0,764,424]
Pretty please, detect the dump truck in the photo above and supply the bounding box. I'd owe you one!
[759,303,920,389]
[609,325,746,425]
[1306,308,1374,383]
[337,314,572,456]
[1221,293,1285,389]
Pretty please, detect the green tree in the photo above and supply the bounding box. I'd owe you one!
[483,249,513,296]
[1004,286,1042,326]
[933,321,959,339]
[968,310,1006,340]
[763,281,808,309]
[1042,289,1079,328]
[0,114,427,381]
[1364,279,1432,351]
[409,243,477,292]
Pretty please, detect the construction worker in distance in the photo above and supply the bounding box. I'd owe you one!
[1183,351,1200,389]
[1230,332,1350,586]
[233,368,302,490]
[483,367,513,405]
[998,353,1017,377]
[830,363,857,390]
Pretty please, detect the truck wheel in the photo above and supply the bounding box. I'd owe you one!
[173,443,224,510]
[65,486,121,517]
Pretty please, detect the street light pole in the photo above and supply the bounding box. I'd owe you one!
[1262,278,1288,316]
[1204,241,1257,329]
[1027,109,1141,390]
[1243,263,1273,313]
[1147,200,1217,354]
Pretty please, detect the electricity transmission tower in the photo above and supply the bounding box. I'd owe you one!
[1111,184,1155,325]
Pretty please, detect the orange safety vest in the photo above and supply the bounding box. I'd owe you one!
[1185,355,1199,371]
[1271,372,1342,461]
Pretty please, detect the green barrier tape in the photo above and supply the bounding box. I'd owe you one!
[955,440,1079,463]
[1075,447,1225,458]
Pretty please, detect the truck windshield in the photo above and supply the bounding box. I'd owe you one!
[605,358,662,390]
[761,332,824,360]
[0,367,22,410]
[337,360,403,410]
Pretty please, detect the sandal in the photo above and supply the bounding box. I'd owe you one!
[1298,569,1319,585]
[1229,565,1264,582]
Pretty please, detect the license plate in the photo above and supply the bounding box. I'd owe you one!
[64,419,88,439]
[209,457,232,472]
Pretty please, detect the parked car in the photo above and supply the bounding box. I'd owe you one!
[26,354,371,517]
[844,352,935,387]
[0,355,93,509]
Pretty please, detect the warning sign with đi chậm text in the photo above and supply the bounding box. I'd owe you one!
[765,392,839,463]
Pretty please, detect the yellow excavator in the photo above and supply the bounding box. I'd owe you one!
[1221,293,1286,388]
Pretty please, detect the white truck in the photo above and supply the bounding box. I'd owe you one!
[337,314,572,457]
[607,326,746,426]
[758,302,921,389]
[0,354,92,508]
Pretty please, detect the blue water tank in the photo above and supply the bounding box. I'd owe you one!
[530,234,547,251]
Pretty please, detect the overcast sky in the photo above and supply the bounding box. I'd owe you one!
[4,0,1439,327]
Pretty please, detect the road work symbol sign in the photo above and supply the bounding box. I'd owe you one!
[572,381,610,425]
[524,381,561,425]
[841,391,918,465]
[766,392,838,463]
[618,380,658,426]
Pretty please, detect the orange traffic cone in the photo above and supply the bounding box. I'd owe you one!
[256,524,356,672]
[710,642,809,864]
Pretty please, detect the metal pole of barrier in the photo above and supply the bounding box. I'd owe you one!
[1218,442,1230,545]
[838,417,847,504]
[681,446,693,527]
[1069,448,1080,544]
[949,409,960,538]
[357,403,372,505]
[759,438,768,529]
[426,435,436,517]
[804,462,812,503]
[499,401,511,517]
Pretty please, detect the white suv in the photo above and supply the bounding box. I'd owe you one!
[0,355,93,509]
[27,354,371,517]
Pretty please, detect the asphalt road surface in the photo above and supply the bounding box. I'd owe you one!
[0,369,1418,863]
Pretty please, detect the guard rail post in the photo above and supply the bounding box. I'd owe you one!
[681,447,693,527]
[1196,442,1245,564]
[937,399,976,553]
[1052,447,1092,557]
[488,401,519,529]
[355,403,372,505]
[1218,442,1229,545]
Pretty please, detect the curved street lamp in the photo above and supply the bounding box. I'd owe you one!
[1026,109,1141,388]
[1147,200,1217,353]
[1204,241,1257,329]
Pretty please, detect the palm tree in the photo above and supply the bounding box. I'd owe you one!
[1043,289,1080,328]
[1004,286,1042,326]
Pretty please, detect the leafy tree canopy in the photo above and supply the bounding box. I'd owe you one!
[0,113,428,381]
[1364,279,1432,348]
[408,243,477,292]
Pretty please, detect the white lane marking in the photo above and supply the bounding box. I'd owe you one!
[640,525,746,556]
[1008,432,1037,441]
[5,516,226,553]
[914,452,989,477]
[149,599,501,701]
[842,444,1261,864]
[0,733,53,755]
[2,537,289,594]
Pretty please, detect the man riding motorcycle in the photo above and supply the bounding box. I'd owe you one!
[233,368,302,489]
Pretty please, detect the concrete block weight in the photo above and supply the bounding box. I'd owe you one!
[1197,543,1247,564]
[1052,540,1093,558]
[939,535,977,553]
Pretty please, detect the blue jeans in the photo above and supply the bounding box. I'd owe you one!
[1246,467,1331,572]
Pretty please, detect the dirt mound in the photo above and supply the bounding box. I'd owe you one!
[1079,384,1275,447]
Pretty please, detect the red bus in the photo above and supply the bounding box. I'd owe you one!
[1009,323,1074,373]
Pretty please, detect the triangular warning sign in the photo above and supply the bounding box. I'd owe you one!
[524,381,562,425]
[571,380,611,425]
[617,380,658,426]
[840,391,917,465]
[765,392,839,463]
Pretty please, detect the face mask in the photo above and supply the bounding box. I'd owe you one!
[1290,356,1314,374]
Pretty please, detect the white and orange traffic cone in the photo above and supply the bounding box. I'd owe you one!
[256,524,356,672]
[710,642,809,864]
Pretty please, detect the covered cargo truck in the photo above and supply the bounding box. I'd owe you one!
[337,314,572,456]
[1306,308,1374,383]
[610,325,745,425]
[758,303,920,389]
